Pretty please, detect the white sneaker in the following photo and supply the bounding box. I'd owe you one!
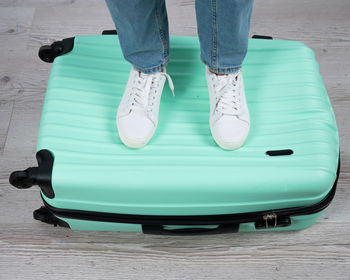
[205,65,250,150]
[117,65,174,148]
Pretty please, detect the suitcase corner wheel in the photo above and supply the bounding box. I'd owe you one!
[33,206,70,228]
[9,149,55,198]
[38,37,75,63]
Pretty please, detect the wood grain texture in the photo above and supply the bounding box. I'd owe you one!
[0,0,349,279]
[2,98,43,156]
[0,101,14,155]
[0,223,349,280]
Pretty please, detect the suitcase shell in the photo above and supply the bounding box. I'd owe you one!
[10,33,340,234]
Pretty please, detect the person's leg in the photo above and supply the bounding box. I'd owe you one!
[195,0,254,74]
[105,0,175,148]
[105,0,170,74]
[195,0,254,150]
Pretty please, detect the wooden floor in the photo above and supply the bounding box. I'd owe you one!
[1,0,349,279]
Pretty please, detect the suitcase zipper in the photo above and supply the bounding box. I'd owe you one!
[38,157,340,231]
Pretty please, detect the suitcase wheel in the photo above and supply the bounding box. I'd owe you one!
[9,149,55,198]
[38,45,57,63]
[38,37,75,63]
[9,169,36,189]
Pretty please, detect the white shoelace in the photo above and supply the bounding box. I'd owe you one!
[130,70,175,114]
[212,72,241,116]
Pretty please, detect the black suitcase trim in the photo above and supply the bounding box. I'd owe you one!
[38,157,340,233]
[252,34,273,40]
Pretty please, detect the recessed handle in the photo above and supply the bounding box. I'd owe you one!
[142,224,239,235]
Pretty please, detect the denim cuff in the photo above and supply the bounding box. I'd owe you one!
[208,65,242,74]
[133,56,170,74]
[200,55,241,74]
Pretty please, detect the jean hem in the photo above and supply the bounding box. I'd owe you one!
[200,55,241,74]
[208,65,242,74]
[132,57,170,74]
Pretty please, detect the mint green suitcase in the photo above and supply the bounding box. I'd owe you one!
[9,32,340,234]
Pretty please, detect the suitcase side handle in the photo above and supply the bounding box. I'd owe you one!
[142,224,239,235]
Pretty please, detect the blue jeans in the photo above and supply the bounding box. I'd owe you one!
[105,0,254,74]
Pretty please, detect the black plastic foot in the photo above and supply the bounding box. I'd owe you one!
[33,206,70,228]
[38,37,75,63]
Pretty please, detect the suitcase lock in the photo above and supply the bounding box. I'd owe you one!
[255,213,291,229]
[263,213,278,228]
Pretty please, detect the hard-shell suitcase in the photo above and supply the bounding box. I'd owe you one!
[9,31,340,234]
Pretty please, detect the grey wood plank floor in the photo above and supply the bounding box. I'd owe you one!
[0,0,349,279]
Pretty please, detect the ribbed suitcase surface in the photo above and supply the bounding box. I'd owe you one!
[37,35,339,219]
